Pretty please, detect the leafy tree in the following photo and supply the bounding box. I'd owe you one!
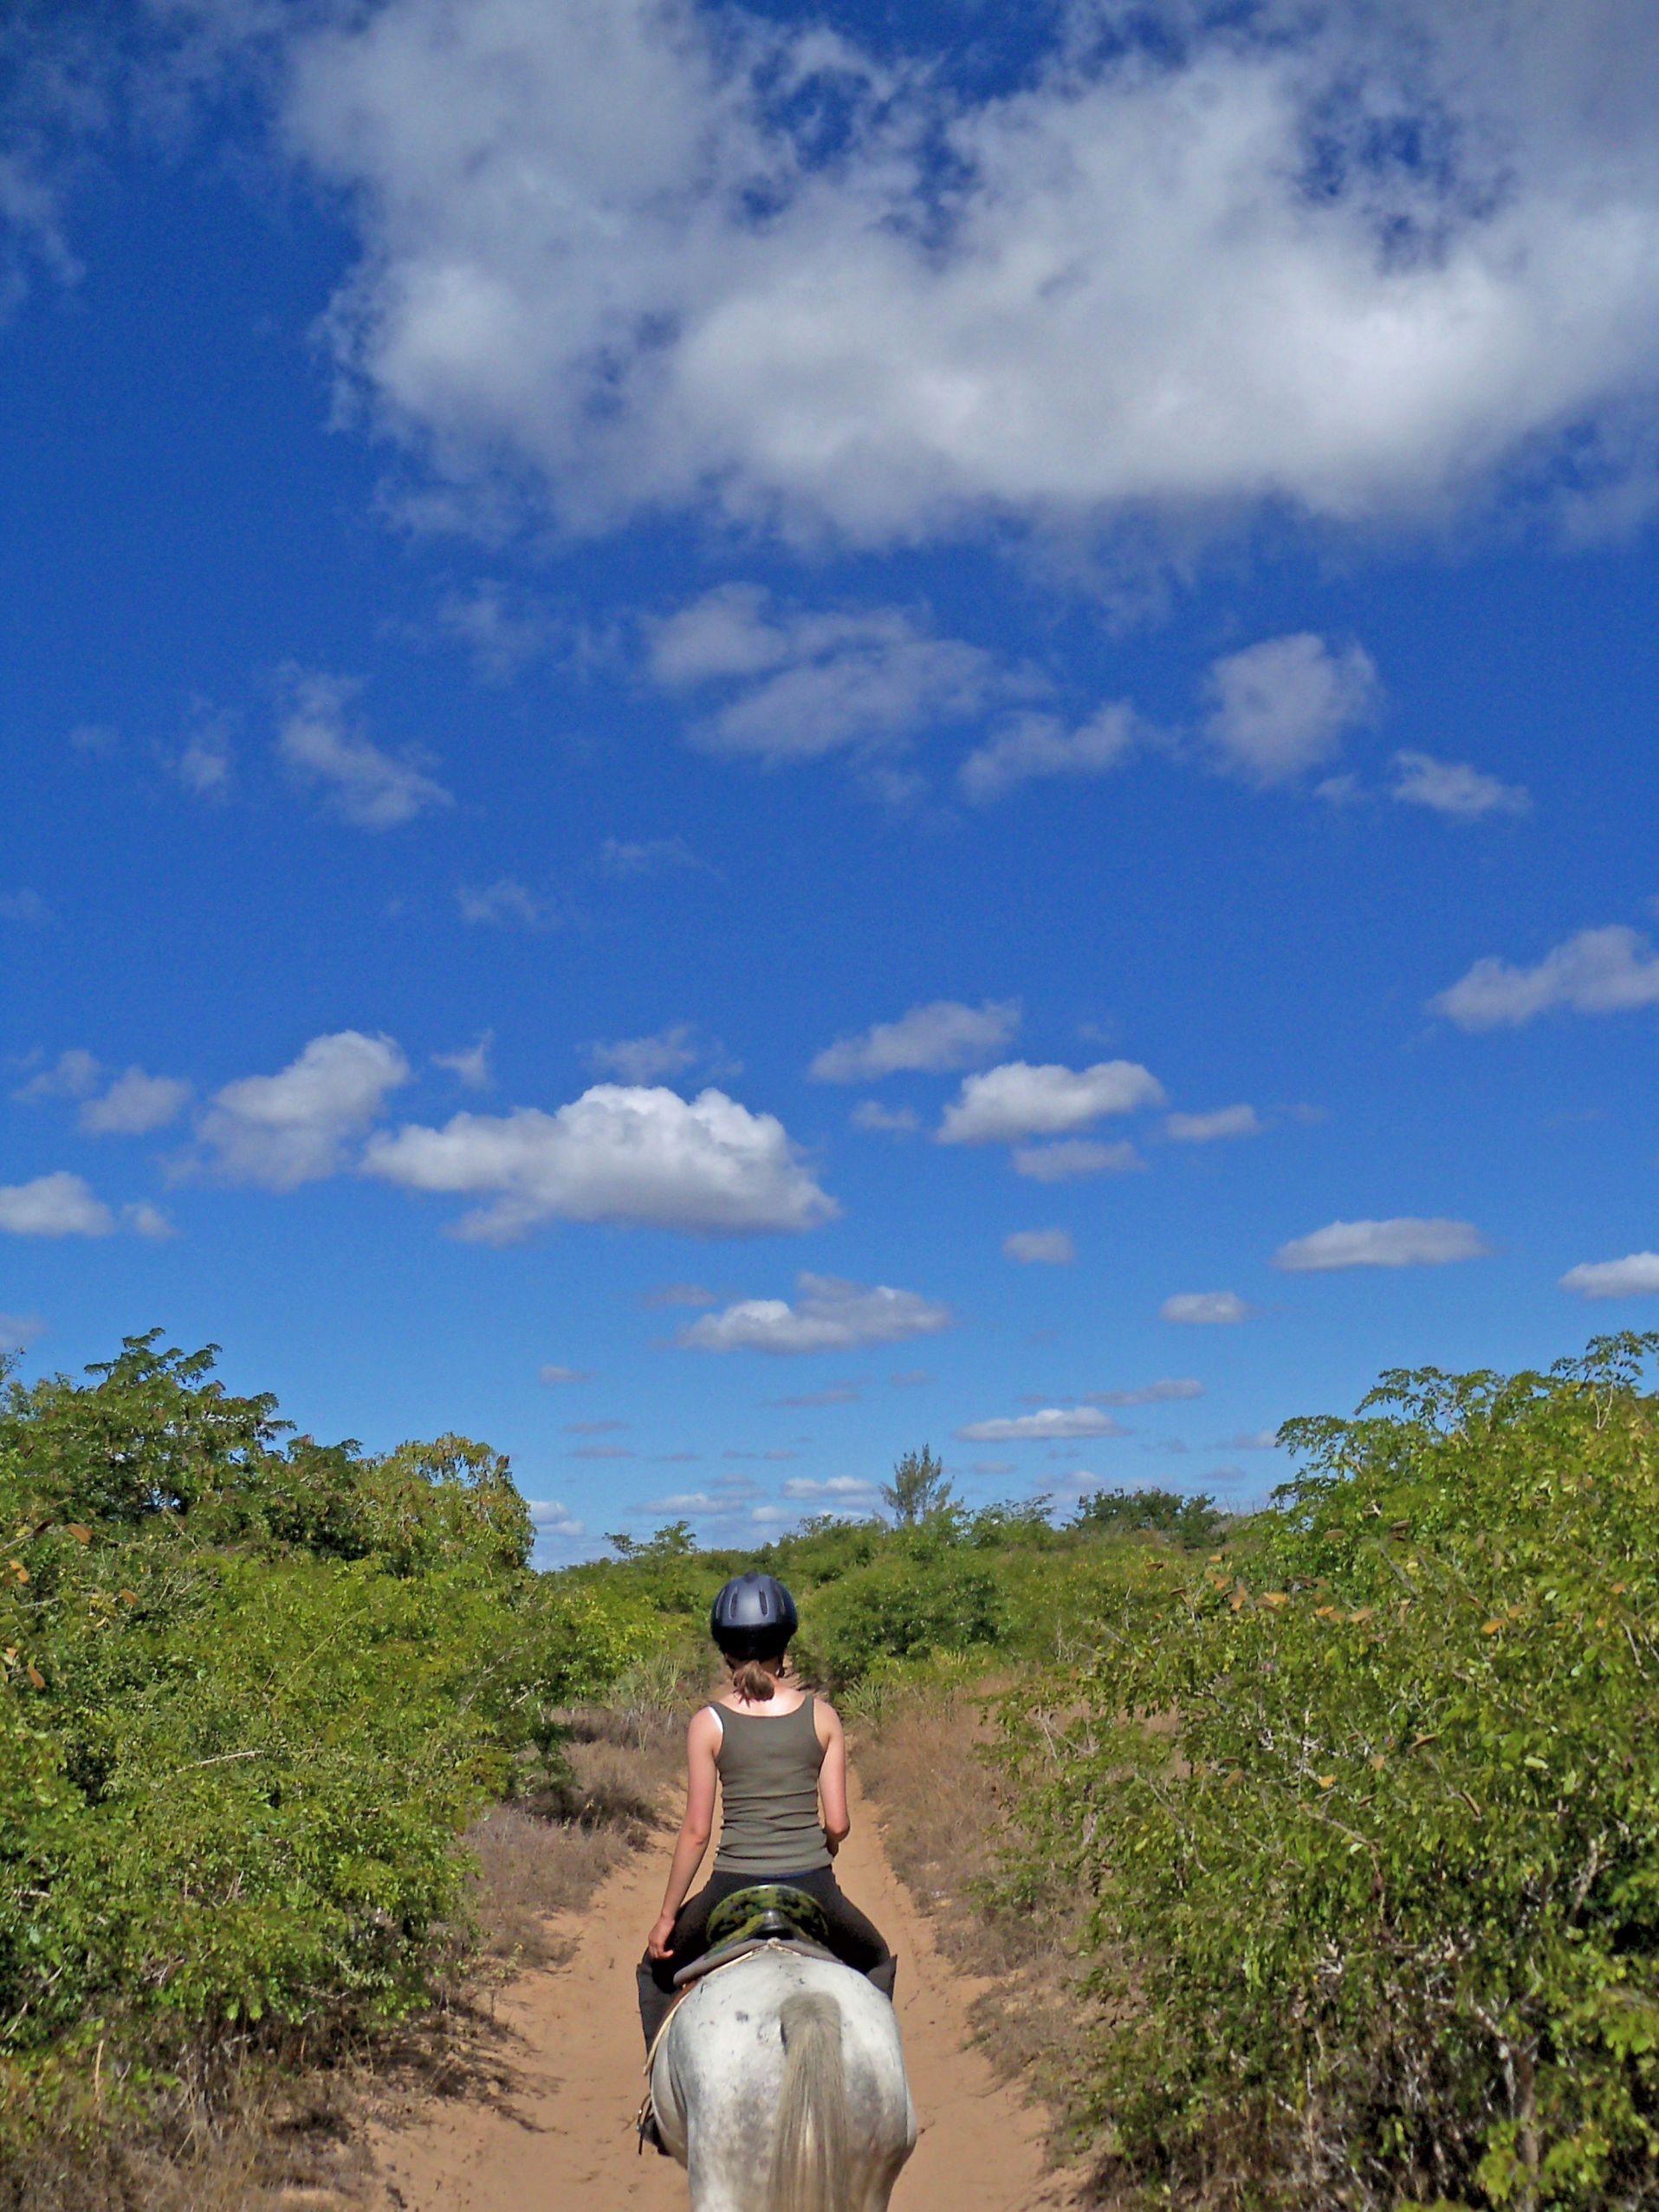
[1072,1483,1227,1548]
[968,1495,1060,1548]
[879,1444,954,1526]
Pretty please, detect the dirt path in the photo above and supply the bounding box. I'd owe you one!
[365,1768,1077,2209]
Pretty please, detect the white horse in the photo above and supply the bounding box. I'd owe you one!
[650,1948,917,2212]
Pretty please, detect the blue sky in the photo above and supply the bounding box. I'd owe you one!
[6,0,1659,1559]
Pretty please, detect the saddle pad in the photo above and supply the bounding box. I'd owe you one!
[671,1934,839,1988]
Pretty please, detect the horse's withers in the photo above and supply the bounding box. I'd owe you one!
[651,1949,916,2212]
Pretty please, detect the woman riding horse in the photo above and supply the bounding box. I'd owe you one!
[637,1569,897,2054]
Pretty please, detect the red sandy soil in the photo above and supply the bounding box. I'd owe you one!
[364,1769,1080,2210]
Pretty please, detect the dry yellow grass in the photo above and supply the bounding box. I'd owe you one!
[3,2070,373,2212]
[853,1677,1090,2108]
[464,1709,684,1970]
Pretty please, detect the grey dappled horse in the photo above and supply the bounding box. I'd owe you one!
[651,1949,917,2212]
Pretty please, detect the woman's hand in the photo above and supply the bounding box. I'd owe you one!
[646,1910,678,1960]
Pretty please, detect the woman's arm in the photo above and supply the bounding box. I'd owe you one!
[646,1708,722,1958]
[815,1698,851,1854]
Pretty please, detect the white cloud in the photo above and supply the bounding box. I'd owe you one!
[270,2,1659,549]
[1086,1378,1203,1406]
[1166,1104,1263,1144]
[1559,1252,1659,1298]
[1216,1428,1282,1450]
[850,1100,919,1136]
[15,1054,191,1136]
[680,1273,952,1354]
[957,1405,1127,1443]
[1273,1216,1490,1272]
[939,1059,1163,1145]
[173,704,237,799]
[0,10,99,324]
[1003,1228,1075,1265]
[768,1383,863,1407]
[197,1030,412,1190]
[122,1201,176,1241]
[526,1498,585,1540]
[433,1032,494,1090]
[0,1313,45,1353]
[1012,1138,1143,1181]
[598,836,705,879]
[365,1085,836,1241]
[1432,924,1659,1030]
[276,671,452,830]
[649,586,1004,769]
[438,580,557,681]
[587,1025,703,1084]
[1391,750,1531,821]
[456,877,559,930]
[780,1475,881,1504]
[1162,1290,1251,1325]
[647,585,804,687]
[0,890,53,926]
[79,1068,192,1137]
[1203,636,1378,785]
[959,704,1140,804]
[538,1363,593,1384]
[639,1489,750,1515]
[812,997,1020,1082]
[15,1048,103,1102]
[0,1171,113,1238]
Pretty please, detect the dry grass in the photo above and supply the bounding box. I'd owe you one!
[464,1705,684,1970]
[853,1676,1092,2111]
[3,2070,373,2212]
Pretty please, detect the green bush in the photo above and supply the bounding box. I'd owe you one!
[1002,1336,1659,2211]
[802,1545,1006,1687]
[1071,1482,1229,1548]
[0,1333,664,2161]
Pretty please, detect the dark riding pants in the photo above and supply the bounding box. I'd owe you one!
[636,1865,896,2049]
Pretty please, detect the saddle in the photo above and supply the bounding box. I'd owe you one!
[640,1885,866,2158]
[671,1882,839,1986]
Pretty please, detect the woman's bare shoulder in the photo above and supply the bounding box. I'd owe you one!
[812,1694,844,1735]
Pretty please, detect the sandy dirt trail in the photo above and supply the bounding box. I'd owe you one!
[366,1768,1076,2210]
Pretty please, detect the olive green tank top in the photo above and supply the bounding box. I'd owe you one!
[710,1695,831,1877]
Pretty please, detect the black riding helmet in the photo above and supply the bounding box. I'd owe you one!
[709,1570,799,1659]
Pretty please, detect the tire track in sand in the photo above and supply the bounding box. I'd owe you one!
[364,1768,1079,2209]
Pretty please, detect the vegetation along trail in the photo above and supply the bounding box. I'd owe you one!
[365,1768,1074,2212]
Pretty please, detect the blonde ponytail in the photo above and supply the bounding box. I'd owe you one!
[726,1647,792,1703]
[730,1656,777,1702]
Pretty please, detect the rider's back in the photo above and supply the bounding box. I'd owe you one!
[710,1696,832,1878]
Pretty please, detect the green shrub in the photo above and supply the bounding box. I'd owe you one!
[1071,1482,1229,1548]
[0,1333,665,2161]
[803,1547,1005,1687]
[1002,1335,1659,2210]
